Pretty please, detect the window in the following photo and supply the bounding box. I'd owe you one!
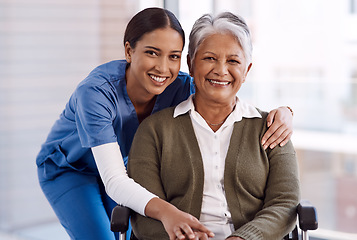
[351,0,357,14]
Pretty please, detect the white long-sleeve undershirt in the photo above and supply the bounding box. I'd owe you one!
[91,142,157,216]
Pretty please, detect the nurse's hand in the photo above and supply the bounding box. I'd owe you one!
[145,198,214,240]
[160,206,214,240]
[261,106,293,149]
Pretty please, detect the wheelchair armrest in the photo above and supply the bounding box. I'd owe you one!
[110,205,131,233]
[297,200,318,232]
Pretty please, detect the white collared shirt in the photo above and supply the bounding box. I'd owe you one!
[174,94,261,239]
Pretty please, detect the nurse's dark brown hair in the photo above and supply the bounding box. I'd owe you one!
[123,7,185,50]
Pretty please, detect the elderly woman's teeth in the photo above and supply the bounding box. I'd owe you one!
[208,79,229,85]
[150,75,166,83]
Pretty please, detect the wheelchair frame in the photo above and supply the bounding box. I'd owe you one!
[111,200,318,240]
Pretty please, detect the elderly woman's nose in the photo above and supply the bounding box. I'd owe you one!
[213,61,228,76]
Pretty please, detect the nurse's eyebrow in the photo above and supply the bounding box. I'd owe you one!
[145,46,182,53]
[144,46,161,52]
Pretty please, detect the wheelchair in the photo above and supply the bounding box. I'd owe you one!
[110,200,318,240]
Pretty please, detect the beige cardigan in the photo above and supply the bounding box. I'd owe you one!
[128,107,300,240]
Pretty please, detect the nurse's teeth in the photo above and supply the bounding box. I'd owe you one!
[150,75,166,82]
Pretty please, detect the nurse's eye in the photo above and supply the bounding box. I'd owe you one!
[146,50,158,56]
[170,54,181,60]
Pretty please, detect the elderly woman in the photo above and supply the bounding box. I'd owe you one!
[128,12,300,240]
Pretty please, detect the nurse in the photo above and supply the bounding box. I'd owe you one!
[36,7,293,240]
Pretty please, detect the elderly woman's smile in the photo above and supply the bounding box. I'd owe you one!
[207,78,231,86]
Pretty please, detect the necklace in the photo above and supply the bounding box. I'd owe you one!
[198,98,237,127]
[205,119,225,126]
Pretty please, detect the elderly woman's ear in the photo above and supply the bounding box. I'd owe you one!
[187,55,193,77]
[244,63,253,82]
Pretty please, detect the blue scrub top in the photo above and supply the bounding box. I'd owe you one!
[36,60,194,181]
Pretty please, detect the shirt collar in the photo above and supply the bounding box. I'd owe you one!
[173,94,262,122]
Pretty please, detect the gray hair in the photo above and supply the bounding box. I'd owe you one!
[188,12,252,69]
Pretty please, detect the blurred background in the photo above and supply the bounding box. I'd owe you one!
[1,0,356,239]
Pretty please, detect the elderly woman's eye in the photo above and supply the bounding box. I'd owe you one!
[228,59,240,64]
[204,57,215,61]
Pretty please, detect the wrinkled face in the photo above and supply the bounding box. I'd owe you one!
[189,33,251,104]
[125,27,183,96]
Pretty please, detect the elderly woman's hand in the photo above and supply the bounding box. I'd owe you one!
[175,231,212,240]
[261,106,293,149]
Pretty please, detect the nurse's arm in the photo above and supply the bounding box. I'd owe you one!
[261,106,293,149]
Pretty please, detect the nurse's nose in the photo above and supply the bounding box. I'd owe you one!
[156,57,170,73]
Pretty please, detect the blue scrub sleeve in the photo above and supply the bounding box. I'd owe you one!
[75,83,118,148]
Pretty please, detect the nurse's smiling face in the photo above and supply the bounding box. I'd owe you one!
[125,27,183,98]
